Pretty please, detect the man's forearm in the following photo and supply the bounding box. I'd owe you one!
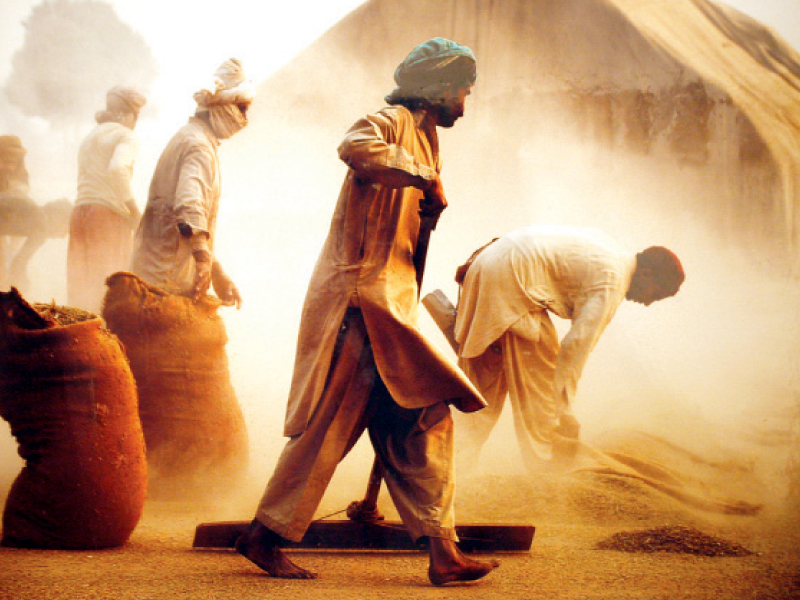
[356,166,436,192]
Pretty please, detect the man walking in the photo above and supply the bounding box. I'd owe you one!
[235,38,498,586]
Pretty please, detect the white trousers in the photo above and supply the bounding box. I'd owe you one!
[458,310,560,468]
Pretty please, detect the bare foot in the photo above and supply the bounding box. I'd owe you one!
[235,520,317,579]
[428,537,499,586]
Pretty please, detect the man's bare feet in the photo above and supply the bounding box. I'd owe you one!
[427,537,499,586]
[235,519,317,579]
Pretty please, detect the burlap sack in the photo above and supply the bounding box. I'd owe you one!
[0,290,146,549]
[102,272,248,497]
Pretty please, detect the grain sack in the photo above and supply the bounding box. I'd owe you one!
[102,272,248,498]
[0,289,146,549]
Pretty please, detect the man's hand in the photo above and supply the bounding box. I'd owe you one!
[192,255,212,303]
[554,414,581,440]
[420,175,447,217]
[212,261,242,309]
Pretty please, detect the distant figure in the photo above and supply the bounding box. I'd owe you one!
[454,225,684,470]
[234,38,498,587]
[130,59,250,307]
[67,86,146,313]
[0,135,71,294]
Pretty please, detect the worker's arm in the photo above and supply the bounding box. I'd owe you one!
[108,130,140,226]
[337,109,446,214]
[173,145,218,302]
[552,289,620,425]
[125,200,141,231]
[211,260,242,309]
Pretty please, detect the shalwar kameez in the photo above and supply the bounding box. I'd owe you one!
[455,225,637,467]
[256,104,485,544]
[130,116,220,295]
[254,40,486,547]
[131,59,252,299]
[68,86,145,312]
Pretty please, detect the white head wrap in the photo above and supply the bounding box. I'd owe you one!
[95,85,147,125]
[194,58,255,139]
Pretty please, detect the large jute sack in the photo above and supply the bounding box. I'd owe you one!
[0,289,146,549]
[102,272,248,497]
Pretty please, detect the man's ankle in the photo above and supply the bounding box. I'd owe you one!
[248,519,281,547]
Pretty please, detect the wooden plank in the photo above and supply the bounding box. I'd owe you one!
[421,289,459,352]
[192,520,534,553]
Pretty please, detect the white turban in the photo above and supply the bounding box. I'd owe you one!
[95,85,147,125]
[193,58,255,109]
[107,86,147,114]
[194,58,255,139]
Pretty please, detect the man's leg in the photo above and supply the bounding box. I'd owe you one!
[236,309,376,578]
[68,204,134,313]
[6,201,46,294]
[367,384,499,585]
[503,313,561,468]
[456,343,507,468]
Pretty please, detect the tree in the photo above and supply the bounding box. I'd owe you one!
[4,0,158,128]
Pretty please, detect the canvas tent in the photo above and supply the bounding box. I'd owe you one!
[213,0,800,489]
[232,0,800,275]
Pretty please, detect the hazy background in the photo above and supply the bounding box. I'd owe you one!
[1,0,799,518]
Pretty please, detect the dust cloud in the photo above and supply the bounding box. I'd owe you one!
[2,5,800,528]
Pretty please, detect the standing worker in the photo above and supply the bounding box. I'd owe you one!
[103,59,254,497]
[68,86,146,313]
[235,38,498,586]
[453,224,685,470]
[0,135,58,294]
[130,58,250,306]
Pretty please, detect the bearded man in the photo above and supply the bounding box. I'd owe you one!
[235,38,499,586]
[68,86,146,313]
[131,58,252,307]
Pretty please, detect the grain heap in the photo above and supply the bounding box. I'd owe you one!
[596,525,753,556]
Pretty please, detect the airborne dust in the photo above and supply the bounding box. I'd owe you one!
[1,2,799,534]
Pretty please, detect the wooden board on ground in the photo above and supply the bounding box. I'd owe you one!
[192,520,534,553]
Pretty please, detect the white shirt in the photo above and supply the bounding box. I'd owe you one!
[455,224,637,412]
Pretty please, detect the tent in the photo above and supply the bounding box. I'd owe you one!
[232,0,800,273]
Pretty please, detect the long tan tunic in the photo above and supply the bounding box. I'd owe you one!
[455,225,637,415]
[283,106,485,437]
[131,117,220,295]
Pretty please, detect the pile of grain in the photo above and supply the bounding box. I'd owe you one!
[33,302,96,325]
[596,525,753,556]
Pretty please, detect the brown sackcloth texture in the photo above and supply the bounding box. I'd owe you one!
[102,272,248,497]
[0,289,146,550]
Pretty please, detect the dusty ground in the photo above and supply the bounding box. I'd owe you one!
[1,426,799,600]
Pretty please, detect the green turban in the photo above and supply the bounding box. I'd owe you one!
[386,37,477,105]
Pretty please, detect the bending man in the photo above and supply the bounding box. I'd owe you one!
[454,224,684,470]
[235,38,498,586]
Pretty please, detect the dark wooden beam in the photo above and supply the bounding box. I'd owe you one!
[193,520,534,553]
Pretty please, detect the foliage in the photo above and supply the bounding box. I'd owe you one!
[3,0,157,128]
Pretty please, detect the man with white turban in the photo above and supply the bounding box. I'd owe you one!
[68,86,146,313]
[131,58,253,305]
[235,38,499,586]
